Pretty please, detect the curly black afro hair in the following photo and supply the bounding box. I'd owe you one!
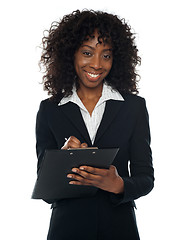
[40,9,141,101]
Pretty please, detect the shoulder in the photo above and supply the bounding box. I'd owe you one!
[118,93,149,119]
[37,98,60,119]
[39,97,59,109]
[123,93,144,100]
[122,93,146,107]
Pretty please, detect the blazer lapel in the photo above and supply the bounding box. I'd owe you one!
[94,100,124,144]
[59,102,92,146]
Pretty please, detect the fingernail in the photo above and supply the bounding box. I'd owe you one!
[80,167,84,170]
[72,168,77,172]
[67,174,72,178]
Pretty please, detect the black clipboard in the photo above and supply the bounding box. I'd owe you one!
[32,148,119,200]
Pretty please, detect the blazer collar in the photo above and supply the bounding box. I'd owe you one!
[59,102,92,146]
[59,100,124,147]
[94,100,124,145]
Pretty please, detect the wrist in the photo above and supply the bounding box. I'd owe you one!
[114,177,124,194]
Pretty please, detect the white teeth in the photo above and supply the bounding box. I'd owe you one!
[87,72,100,78]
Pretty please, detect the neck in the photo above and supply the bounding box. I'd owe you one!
[77,82,103,100]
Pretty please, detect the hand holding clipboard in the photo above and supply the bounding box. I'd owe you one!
[32,147,120,200]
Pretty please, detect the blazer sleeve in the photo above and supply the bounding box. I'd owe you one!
[35,100,59,204]
[36,100,58,174]
[110,98,154,205]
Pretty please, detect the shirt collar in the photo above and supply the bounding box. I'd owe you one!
[58,85,86,111]
[58,81,124,109]
[97,82,124,105]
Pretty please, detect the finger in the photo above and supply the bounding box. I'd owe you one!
[69,180,92,186]
[67,173,93,185]
[78,166,108,176]
[62,136,81,149]
[80,142,88,148]
[68,136,81,147]
[68,140,81,148]
[67,173,84,181]
[71,169,98,181]
[69,136,81,145]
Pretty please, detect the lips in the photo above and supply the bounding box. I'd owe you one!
[85,71,102,81]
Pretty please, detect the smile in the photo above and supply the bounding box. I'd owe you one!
[85,71,102,81]
[87,72,101,78]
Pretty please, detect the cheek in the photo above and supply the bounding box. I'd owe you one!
[106,61,113,72]
[74,57,88,71]
[79,57,90,67]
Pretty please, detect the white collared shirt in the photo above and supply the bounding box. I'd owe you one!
[58,82,124,144]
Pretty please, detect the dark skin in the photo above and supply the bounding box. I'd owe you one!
[62,31,124,195]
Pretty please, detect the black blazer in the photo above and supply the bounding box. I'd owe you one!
[36,93,154,240]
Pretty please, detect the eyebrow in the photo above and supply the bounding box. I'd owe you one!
[81,44,112,52]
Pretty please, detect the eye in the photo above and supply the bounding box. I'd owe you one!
[82,51,92,57]
[103,54,112,60]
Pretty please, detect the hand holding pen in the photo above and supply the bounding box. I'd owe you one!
[61,136,88,149]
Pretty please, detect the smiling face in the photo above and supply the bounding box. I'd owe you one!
[74,31,113,91]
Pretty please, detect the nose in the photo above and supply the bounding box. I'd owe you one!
[90,55,102,70]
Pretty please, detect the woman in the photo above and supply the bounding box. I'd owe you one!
[36,9,154,240]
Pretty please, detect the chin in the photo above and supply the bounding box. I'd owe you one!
[84,80,103,88]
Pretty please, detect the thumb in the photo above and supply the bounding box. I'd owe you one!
[109,165,116,172]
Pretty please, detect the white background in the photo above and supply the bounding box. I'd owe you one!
[1,0,186,239]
